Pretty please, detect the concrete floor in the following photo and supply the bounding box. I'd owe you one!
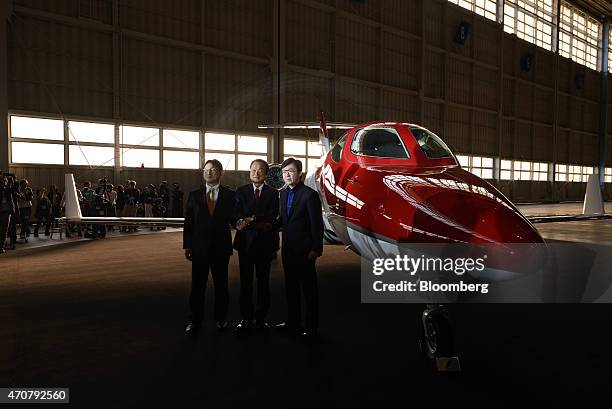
[3,232,612,407]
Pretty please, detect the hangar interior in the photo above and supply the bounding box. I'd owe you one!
[2,0,612,203]
[4,1,612,407]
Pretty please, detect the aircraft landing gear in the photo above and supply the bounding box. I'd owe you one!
[418,304,461,372]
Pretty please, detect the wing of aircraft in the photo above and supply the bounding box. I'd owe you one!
[62,173,185,226]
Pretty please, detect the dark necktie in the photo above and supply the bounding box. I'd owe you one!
[255,188,260,201]
[287,188,294,216]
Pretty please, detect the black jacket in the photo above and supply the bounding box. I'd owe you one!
[232,183,280,254]
[0,187,16,214]
[183,185,235,259]
[279,182,324,259]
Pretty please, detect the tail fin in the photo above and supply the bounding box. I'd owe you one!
[64,173,82,220]
[318,111,330,156]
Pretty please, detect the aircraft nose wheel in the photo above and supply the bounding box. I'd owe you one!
[418,304,461,371]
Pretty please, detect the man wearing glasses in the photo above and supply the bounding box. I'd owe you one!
[183,159,236,336]
[275,158,324,341]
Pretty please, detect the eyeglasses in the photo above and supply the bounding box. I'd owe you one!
[282,169,298,175]
[203,168,220,174]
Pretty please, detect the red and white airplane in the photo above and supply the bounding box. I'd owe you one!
[263,114,546,256]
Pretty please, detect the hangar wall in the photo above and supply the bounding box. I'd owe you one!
[3,0,610,202]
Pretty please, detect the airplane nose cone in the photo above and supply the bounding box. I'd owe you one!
[393,168,544,244]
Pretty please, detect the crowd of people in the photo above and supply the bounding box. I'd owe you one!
[0,175,185,252]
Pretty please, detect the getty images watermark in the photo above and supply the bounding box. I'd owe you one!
[371,254,489,294]
[360,243,612,303]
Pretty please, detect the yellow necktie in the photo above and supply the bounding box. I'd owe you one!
[207,187,215,215]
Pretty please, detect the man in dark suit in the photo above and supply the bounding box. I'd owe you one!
[233,159,279,332]
[183,159,235,336]
[276,158,324,340]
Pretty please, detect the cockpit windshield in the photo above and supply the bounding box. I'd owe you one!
[410,127,453,159]
[350,127,409,159]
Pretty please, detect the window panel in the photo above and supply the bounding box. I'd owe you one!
[205,133,235,151]
[284,139,307,156]
[559,1,601,70]
[238,135,268,153]
[69,145,115,167]
[11,142,64,165]
[10,116,64,141]
[504,1,555,51]
[68,121,114,144]
[448,0,496,22]
[237,154,268,171]
[163,129,199,149]
[204,152,235,171]
[308,141,323,157]
[163,151,199,169]
[457,155,470,167]
[121,148,160,168]
[120,125,159,146]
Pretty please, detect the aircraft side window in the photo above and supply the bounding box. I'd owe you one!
[410,128,452,159]
[350,128,409,159]
[331,133,347,163]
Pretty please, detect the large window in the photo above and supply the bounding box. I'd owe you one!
[69,146,115,167]
[555,164,594,182]
[283,138,323,173]
[204,132,270,171]
[448,0,497,21]
[162,129,199,169]
[121,148,160,169]
[501,160,550,181]
[120,125,160,147]
[457,155,494,179]
[9,116,65,165]
[559,1,601,70]
[10,116,64,141]
[504,0,555,51]
[11,142,64,165]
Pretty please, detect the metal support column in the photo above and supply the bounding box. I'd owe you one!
[598,19,609,192]
[0,1,11,171]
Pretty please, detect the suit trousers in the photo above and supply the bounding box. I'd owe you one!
[238,250,272,321]
[190,254,230,323]
[0,212,10,248]
[282,255,319,330]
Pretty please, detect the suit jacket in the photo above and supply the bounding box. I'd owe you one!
[279,182,323,260]
[0,187,16,214]
[183,185,235,259]
[232,183,280,255]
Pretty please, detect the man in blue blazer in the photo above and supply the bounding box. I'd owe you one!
[233,159,280,332]
[276,158,324,340]
[183,159,235,336]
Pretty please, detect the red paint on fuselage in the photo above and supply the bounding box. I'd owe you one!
[321,122,544,244]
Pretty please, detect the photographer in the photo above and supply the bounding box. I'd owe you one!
[158,181,170,218]
[90,191,109,239]
[33,188,51,237]
[0,175,16,253]
[171,182,184,218]
[17,179,33,243]
[124,180,140,232]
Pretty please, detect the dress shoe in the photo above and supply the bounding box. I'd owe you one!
[185,321,201,336]
[216,320,229,331]
[0,248,5,254]
[275,321,303,334]
[300,329,319,343]
[253,320,270,331]
[235,319,253,333]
